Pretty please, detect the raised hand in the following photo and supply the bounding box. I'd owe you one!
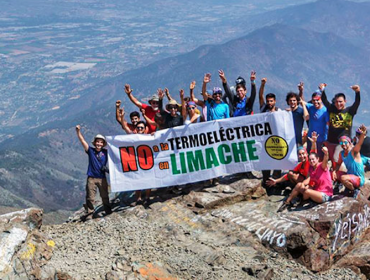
[351,85,360,92]
[124,84,132,95]
[308,131,319,143]
[322,146,329,155]
[179,89,184,98]
[190,81,196,90]
[261,78,267,85]
[75,125,81,131]
[116,100,121,108]
[164,88,170,98]
[119,108,124,118]
[318,83,327,92]
[218,70,226,83]
[203,73,211,84]
[358,124,367,134]
[157,88,164,99]
[298,82,304,92]
[250,71,256,82]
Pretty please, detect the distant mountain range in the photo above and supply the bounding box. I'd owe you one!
[1,0,370,213]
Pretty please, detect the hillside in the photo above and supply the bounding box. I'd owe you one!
[1,0,370,212]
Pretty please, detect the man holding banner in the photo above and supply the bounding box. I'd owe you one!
[106,111,297,193]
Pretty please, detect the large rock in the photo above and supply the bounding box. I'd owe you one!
[335,228,370,279]
[196,183,370,272]
[0,208,55,279]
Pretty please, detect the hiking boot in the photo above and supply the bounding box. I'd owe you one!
[212,178,219,186]
[277,202,290,213]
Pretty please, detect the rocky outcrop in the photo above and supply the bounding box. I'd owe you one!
[0,208,55,280]
[2,174,370,279]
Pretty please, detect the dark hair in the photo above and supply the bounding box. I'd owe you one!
[309,152,319,158]
[136,121,146,127]
[334,93,346,101]
[130,111,140,119]
[285,92,300,105]
[312,92,321,99]
[266,93,276,100]
[236,84,246,91]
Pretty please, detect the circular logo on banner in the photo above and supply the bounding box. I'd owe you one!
[265,136,288,160]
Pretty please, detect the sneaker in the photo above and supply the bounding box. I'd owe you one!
[277,202,290,213]
[83,212,93,221]
[245,172,258,179]
[212,178,220,186]
[171,186,183,195]
[353,188,361,199]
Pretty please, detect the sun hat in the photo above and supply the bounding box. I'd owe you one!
[165,99,180,111]
[92,134,107,147]
[149,94,159,104]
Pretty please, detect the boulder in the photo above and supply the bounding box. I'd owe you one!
[0,208,55,279]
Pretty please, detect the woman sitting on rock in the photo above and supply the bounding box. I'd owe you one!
[277,146,333,212]
[266,132,319,188]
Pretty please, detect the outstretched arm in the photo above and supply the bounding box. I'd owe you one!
[246,71,257,109]
[140,108,157,127]
[164,88,172,101]
[266,175,287,187]
[119,108,133,134]
[125,84,143,109]
[319,83,330,108]
[75,125,89,152]
[301,100,309,121]
[180,89,187,121]
[353,124,366,154]
[115,100,122,125]
[202,73,211,101]
[349,85,361,115]
[259,78,267,108]
[219,70,234,104]
[321,146,329,170]
[298,82,304,101]
[307,131,318,153]
[190,81,205,107]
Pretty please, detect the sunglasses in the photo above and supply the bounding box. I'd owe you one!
[340,141,349,145]
[151,101,159,104]
[136,126,145,130]
[188,106,195,110]
[169,106,178,110]
[213,92,222,96]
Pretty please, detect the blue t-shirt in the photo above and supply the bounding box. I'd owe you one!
[205,100,230,120]
[306,103,329,143]
[86,147,108,178]
[233,98,247,117]
[291,106,304,145]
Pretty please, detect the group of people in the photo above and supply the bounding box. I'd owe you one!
[75,69,368,219]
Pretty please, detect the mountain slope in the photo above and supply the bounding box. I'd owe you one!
[1,19,370,211]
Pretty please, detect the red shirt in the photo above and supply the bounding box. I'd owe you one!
[142,103,159,133]
[283,160,309,180]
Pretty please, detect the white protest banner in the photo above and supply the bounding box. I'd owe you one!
[107,111,298,192]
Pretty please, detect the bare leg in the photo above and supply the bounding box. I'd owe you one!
[302,189,324,203]
[340,175,355,191]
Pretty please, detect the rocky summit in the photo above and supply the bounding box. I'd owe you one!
[1,173,370,280]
